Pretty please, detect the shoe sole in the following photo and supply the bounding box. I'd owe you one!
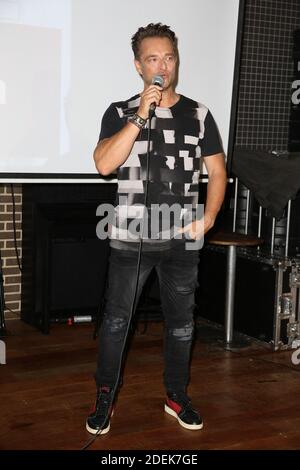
[86,421,110,435]
[164,404,203,430]
[85,409,114,435]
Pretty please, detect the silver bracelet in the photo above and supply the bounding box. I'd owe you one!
[128,113,147,129]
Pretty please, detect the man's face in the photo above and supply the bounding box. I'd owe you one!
[134,37,178,90]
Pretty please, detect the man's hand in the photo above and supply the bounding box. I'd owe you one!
[137,85,162,119]
[178,213,215,240]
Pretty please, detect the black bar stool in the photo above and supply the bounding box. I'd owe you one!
[208,231,263,347]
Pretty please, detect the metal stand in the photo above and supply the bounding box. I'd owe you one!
[225,245,236,343]
[223,245,250,350]
[271,259,300,351]
[0,248,8,337]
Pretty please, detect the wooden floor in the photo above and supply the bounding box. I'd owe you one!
[1,318,300,451]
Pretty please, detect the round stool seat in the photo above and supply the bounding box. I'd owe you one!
[209,231,263,247]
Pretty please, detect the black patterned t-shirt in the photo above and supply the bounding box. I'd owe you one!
[98,94,223,251]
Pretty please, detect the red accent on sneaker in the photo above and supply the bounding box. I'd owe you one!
[90,402,114,416]
[100,386,111,393]
[166,398,182,415]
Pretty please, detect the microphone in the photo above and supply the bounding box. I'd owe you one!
[149,75,164,118]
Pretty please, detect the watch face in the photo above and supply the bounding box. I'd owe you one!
[129,114,144,129]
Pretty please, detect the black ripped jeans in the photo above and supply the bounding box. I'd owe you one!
[95,243,200,393]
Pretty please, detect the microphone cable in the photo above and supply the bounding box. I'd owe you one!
[81,113,153,450]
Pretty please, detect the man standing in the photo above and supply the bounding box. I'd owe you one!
[87,23,227,435]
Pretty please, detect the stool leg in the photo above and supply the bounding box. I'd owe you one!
[225,245,236,344]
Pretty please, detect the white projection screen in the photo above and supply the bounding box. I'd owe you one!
[0,0,241,181]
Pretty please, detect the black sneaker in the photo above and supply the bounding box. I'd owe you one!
[86,386,114,435]
[164,392,203,430]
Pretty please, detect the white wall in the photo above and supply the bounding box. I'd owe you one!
[0,0,240,179]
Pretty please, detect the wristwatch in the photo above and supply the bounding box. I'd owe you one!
[128,113,147,129]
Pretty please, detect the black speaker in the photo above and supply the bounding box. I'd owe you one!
[21,184,114,333]
[49,237,109,313]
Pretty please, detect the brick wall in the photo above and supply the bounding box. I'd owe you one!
[0,184,22,319]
